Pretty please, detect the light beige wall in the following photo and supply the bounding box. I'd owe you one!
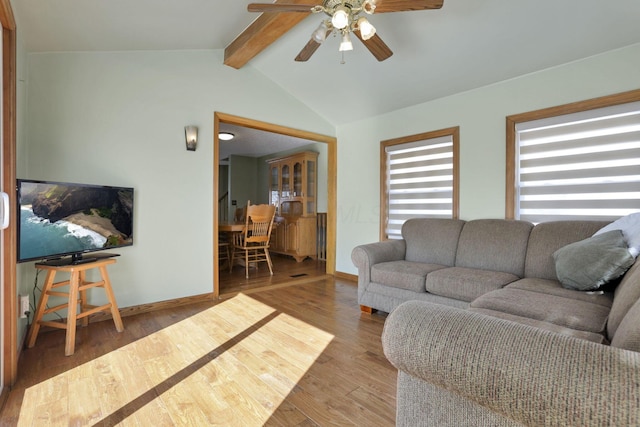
[20,49,334,311]
[336,43,640,274]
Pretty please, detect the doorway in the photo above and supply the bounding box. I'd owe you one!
[212,112,336,298]
[1,1,17,392]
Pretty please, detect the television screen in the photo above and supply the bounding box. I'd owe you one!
[17,179,134,263]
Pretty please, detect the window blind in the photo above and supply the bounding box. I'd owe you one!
[516,101,640,223]
[385,135,454,239]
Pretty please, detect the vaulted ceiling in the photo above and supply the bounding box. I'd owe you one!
[13,0,640,126]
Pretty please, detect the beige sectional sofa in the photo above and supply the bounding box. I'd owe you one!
[351,218,640,426]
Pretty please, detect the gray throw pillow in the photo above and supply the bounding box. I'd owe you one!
[553,229,635,291]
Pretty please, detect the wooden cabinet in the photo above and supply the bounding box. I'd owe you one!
[267,151,318,262]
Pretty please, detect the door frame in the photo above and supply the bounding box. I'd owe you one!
[212,112,337,298]
[1,0,17,390]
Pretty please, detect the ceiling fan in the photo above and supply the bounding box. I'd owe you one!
[223,0,444,69]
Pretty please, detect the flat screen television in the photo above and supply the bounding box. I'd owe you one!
[17,179,134,264]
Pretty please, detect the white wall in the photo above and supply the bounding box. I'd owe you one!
[20,43,640,302]
[14,18,30,354]
[336,43,640,274]
[20,50,334,311]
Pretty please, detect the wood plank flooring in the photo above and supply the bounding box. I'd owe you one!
[219,254,329,295]
[0,277,395,426]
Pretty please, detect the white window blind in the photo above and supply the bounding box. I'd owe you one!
[516,101,640,223]
[384,135,454,239]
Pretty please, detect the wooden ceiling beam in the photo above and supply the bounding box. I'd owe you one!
[224,0,313,69]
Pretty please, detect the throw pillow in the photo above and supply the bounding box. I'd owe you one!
[593,212,640,257]
[553,229,635,291]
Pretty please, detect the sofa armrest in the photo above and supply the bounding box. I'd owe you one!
[351,240,406,292]
[382,301,640,426]
[351,239,406,269]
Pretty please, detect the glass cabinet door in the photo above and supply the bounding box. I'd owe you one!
[306,158,316,215]
[281,164,290,198]
[270,165,280,214]
[293,161,303,197]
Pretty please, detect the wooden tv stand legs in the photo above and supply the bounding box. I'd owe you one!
[26,258,124,356]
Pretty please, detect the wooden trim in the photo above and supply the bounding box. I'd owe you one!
[0,0,15,30]
[505,89,640,220]
[451,126,460,219]
[2,0,18,388]
[507,89,640,124]
[334,271,357,283]
[213,112,338,296]
[213,114,220,299]
[505,116,517,219]
[379,127,460,240]
[379,141,386,240]
[86,292,216,323]
[214,112,336,144]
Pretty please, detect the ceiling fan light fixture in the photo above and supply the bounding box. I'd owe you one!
[339,32,353,52]
[331,7,350,30]
[312,21,329,43]
[362,0,376,14]
[357,17,376,40]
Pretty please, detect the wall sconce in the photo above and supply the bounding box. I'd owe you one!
[185,125,198,151]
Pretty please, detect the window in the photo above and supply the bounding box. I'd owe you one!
[507,90,640,223]
[381,127,459,240]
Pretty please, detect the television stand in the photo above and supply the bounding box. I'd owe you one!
[26,258,124,356]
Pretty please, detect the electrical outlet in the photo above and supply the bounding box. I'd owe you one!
[19,295,29,319]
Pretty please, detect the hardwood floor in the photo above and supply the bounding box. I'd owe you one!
[0,277,395,426]
[219,254,329,295]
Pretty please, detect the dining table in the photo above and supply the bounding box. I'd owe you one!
[218,221,245,232]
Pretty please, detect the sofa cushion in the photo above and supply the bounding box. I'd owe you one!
[402,218,465,265]
[524,220,610,280]
[470,288,610,334]
[371,261,447,293]
[506,278,613,307]
[552,230,635,291]
[455,219,533,277]
[608,258,640,339]
[425,267,519,302]
[469,307,608,344]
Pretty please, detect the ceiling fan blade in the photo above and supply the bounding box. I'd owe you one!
[354,31,393,61]
[295,40,322,62]
[373,0,444,13]
[295,29,332,62]
[248,3,316,13]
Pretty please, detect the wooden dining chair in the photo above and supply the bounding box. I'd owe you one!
[218,240,231,269]
[230,201,277,278]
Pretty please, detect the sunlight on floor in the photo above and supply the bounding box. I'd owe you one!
[18,293,335,426]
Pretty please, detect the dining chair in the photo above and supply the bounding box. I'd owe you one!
[230,201,277,278]
[218,240,231,270]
